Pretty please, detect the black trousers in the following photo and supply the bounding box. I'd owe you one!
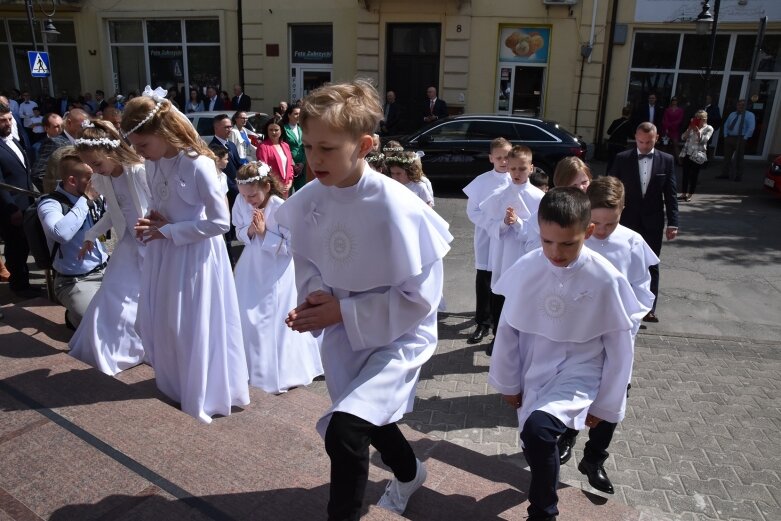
[0,215,31,290]
[474,269,493,328]
[491,294,505,334]
[521,410,567,519]
[324,412,417,521]
[560,420,618,463]
[681,157,702,195]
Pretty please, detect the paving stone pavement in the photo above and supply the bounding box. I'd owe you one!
[310,316,781,521]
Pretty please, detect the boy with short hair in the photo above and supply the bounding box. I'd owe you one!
[479,145,544,353]
[277,80,452,521]
[489,187,645,521]
[556,176,658,493]
[462,137,512,345]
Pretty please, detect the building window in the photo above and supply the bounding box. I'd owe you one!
[0,19,80,100]
[108,18,221,99]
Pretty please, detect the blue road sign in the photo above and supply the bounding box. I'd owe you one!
[28,51,51,78]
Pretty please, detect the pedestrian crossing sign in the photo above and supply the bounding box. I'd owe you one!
[28,51,51,78]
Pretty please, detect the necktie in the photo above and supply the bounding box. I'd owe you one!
[638,153,653,160]
[728,114,738,133]
[429,100,434,114]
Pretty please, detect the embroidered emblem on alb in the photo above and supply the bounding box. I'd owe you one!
[328,228,352,262]
[155,181,170,201]
[541,294,566,319]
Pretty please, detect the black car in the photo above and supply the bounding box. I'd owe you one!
[386,114,587,186]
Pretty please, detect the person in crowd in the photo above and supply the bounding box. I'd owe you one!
[18,91,39,141]
[28,106,45,147]
[557,176,657,496]
[380,90,403,135]
[282,105,307,193]
[631,92,663,130]
[232,84,252,111]
[478,145,544,355]
[609,122,678,324]
[185,88,204,113]
[102,106,123,132]
[274,100,289,121]
[38,148,108,328]
[529,168,549,192]
[69,119,150,375]
[606,106,632,172]
[220,91,232,110]
[95,90,109,113]
[229,111,258,165]
[277,79,452,520]
[121,86,249,424]
[257,118,294,198]
[679,110,713,201]
[0,102,38,297]
[386,151,434,207]
[462,137,512,346]
[661,96,684,160]
[422,86,447,126]
[232,160,322,393]
[717,99,755,182]
[36,109,89,192]
[209,114,241,210]
[489,187,643,521]
[206,86,224,111]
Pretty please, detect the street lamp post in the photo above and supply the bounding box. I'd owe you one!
[697,0,721,103]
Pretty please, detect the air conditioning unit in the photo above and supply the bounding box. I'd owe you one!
[543,0,578,5]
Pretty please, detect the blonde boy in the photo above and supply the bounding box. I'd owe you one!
[462,137,512,345]
[276,80,452,520]
[478,145,544,353]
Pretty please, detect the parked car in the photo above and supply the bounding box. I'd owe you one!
[764,155,781,198]
[185,110,271,145]
[384,114,587,186]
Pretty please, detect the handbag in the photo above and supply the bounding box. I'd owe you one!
[689,150,707,164]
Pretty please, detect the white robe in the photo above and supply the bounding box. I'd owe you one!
[232,194,323,393]
[479,181,545,289]
[488,248,646,434]
[68,164,150,375]
[586,224,659,311]
[275,165,453,437]
[137,152,250,424]
[405,180,434,206]
[462,170,510,270]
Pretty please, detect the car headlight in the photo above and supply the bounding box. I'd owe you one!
[773,163,781,174]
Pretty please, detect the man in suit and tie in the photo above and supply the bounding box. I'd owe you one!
[206,86,224,111]
[35,109,88,192]
[232,84,252,111]
[717,99,755,182]
[0,102,38,296]
[609,122,678,323]
[631,93,664,131]
[380,90,403,135]
[210,114,241,237]
[422,86,448,126]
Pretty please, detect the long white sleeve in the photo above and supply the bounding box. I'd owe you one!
[340,259,442,351]
[588,329,634,423]
[488,315,525,396]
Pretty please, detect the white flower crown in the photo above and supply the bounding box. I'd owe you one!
[74,137,121,149]
[122,86,167,138]
[384,154,416,166]
[236,161,272,184]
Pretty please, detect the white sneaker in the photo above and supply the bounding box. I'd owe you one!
[376,459,427,514]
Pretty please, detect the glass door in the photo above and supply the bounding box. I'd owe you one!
[718,75,779,158]
[511,66,545,118]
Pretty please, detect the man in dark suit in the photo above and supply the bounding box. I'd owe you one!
[609,122,679,323]
[631,93,664,131]
[0,102,37,296]
[206,86,224,111]
[34,109,88,192]
[380,90,403,135]
[232,84,251,111]
[422,86,448,126]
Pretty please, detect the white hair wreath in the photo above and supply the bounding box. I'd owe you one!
[122,85,168,138]
[236,161,272,184]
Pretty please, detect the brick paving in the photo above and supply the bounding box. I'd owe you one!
[313,314,781,521]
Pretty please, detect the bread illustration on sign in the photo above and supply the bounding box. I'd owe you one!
[505,31,545,57]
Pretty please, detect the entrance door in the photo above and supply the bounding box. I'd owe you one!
[290,68,331,103]
[386,23,441,132]
[511,66,545,118]
[718,74,779,158]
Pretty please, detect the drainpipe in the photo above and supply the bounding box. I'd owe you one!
[237,0,245,88]
[595,0,619,151]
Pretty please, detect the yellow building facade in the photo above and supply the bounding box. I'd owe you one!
[2,0,779,157]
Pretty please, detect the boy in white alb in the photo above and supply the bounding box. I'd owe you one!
[489,187,646,521]
[557,176,658,495]
[462,137,512,345]
[277,80,452,521]
[478,145,544,354]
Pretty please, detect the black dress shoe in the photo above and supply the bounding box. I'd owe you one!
[558,430,578,465]
[467,325,489,344]
[578,459,614,494]
[642,312,659,323]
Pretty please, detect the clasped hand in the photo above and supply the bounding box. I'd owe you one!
[248,208,265,238]
[504,207,517,226]
[135,210,169,243]
[285,290,342,333]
